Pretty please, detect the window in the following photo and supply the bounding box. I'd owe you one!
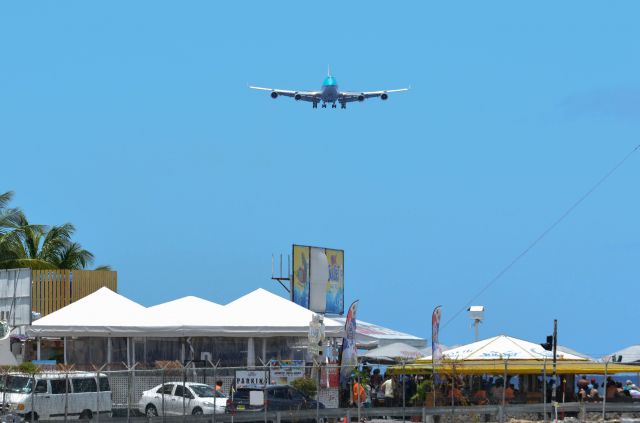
[289,388,305,401]
[99,377,110,392]
[34,380,47,394]
[157,384,174,395]
[174,385,193,398]
[51,379,71,394]
[270,388,288,400]
[72,378,97,393]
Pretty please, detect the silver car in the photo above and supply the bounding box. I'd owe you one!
[138,382,227,416]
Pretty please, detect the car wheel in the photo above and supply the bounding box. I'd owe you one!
[146,404,159,417]
[25,412,38,422]
[192,407,204,415]
[79,410,93,420]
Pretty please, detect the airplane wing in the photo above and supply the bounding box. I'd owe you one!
[339,88,410,103]
[249,86,321,102]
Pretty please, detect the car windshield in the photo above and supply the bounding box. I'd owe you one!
[190,385,224,398]
[1,376,33,394]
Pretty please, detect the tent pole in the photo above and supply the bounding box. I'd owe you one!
[63,337,67,365]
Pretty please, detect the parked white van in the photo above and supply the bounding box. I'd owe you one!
[0,371,112,420]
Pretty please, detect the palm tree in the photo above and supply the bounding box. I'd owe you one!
[0,191,109,270]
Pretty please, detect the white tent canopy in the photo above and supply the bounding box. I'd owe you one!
[332,317,426,349]
[222,288,343,336]
[361,342,424,363]
[27,287,344,338]
[419,335,588,361]
[609,345,640,364]
[28,287,180,337]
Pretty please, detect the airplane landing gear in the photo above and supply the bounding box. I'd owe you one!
[321,103,327,108]
[340,102,346,109]
[312,102,318,109]
[331,103,337,108]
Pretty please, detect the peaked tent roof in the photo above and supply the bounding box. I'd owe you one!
[29,287,180,337]
[417,335,588,362]
[609,345,640,363]
[332,317,426,349]
[27,288,346,338]
[361,342,425,363]
[223,288,343,336]
[148,296,224,324]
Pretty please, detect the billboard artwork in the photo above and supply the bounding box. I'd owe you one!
[324,249,344,315]
[292,245,344,315]
[292,245,310,309]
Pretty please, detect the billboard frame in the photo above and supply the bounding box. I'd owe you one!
[291,244,344,316]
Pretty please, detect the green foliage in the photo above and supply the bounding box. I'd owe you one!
[291,377,317,398]
[17,362,40,375]
[410,378,433,405]
[0,191,110,270]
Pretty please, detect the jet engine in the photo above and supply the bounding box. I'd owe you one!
[357,94,365,102]
[270,91,278,99]
[380,93,388,100]
[294,93,302,101]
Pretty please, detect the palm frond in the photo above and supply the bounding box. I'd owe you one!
[0,191,13,209]
[53,242,95,269]
[94,265,113,271]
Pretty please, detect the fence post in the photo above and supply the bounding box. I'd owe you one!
[602,358,609,422]
[182,363,187,422]
[64,366,70,423]
[123,361,137,423]
[93,364,107,423]
[543,357,547,423]
[402,361,406,423]
[162,365,166,423]
[316,360,320,423]
[30,371,36,423]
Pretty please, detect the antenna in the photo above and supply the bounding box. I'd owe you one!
[271,253,291,293]
[328,65,331,76]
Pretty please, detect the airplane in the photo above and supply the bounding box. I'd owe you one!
[249,67,409,109]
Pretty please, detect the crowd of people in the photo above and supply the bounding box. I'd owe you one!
[346,368,640,407]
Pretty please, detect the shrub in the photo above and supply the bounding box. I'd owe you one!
[291,377,317,398]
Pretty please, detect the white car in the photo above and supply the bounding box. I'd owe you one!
[138,382,227,416]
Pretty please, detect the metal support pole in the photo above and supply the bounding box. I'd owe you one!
[182,365,187,422]
[162,366,166,423]
[64,368,69,423]
[357,374,362,423]
[402,362,406,423]
[551,319,558,423]
[602,358,609,422]
[316,361,320,423]
[543,356,547,423]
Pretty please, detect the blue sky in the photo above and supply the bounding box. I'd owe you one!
[1,1,639,358]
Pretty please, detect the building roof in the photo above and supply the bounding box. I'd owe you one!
[332,317,426,349]
[418,334,588,362]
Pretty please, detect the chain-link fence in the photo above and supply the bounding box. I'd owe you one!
[0,362,639,422]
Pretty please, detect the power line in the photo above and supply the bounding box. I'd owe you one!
[443,144,640,329]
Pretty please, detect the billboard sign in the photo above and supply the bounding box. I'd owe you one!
[269,360,305,385]
[292,245,344,315]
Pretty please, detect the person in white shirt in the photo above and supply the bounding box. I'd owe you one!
[380,375,395,407]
